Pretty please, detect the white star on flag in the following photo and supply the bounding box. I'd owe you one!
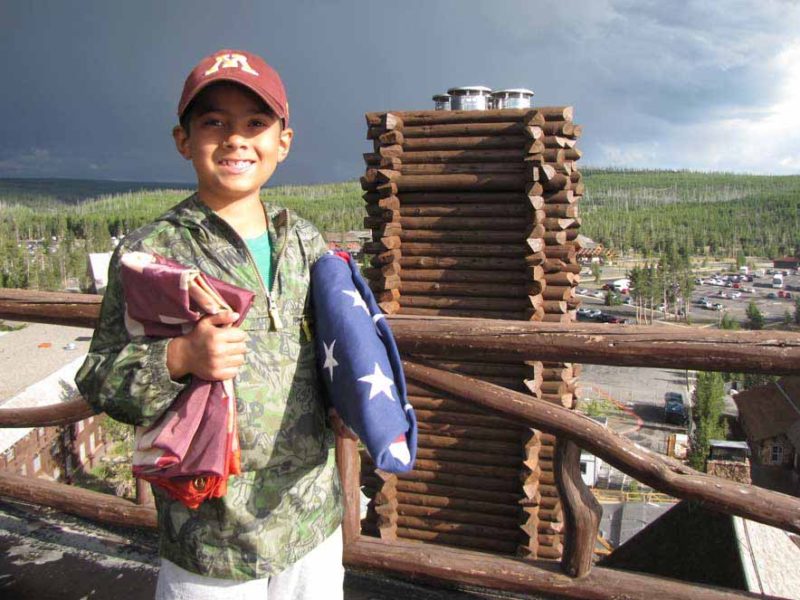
[322,339,338,382]
[342,289,370,315]
[358,362,396,402]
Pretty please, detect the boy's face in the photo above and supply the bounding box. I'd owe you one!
[172,83,293,208]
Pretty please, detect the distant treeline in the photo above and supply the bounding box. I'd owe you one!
[0,170,798,291]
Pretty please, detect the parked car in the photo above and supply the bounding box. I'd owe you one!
[664,392,688,425]
[712,303,725,311]
[729,291,742,299]
[766,292,778,299]
[599,314,626,324]
[576,307,593,319]
[588,309,603,319]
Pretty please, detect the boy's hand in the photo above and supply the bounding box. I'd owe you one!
[167,310,248,381]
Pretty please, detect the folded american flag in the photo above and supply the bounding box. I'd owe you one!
[312,251,417,473]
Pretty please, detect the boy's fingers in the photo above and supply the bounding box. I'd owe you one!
[203,310,240,327]
[217,329,248,344]
[189,282,220,314]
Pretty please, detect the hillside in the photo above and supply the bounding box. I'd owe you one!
[1,170,798,291]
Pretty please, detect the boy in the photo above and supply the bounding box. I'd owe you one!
[75,49,344,599]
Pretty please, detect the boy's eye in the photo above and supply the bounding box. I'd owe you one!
[202,118,224,127]
[249,118,268,127]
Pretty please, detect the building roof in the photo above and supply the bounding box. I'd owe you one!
[733,376,800,443]
[87,252,112,293]
[733,516,800,599]
[709,440,749,450]
[600,500,800,598]
[599,501,746,589]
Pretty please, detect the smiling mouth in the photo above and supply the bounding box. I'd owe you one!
[218,159,255,173]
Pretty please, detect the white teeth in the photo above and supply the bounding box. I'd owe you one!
[220,160,254,172]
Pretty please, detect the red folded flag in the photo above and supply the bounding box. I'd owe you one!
[120,252,254,509]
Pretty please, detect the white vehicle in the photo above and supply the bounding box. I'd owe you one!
[739,266,749,276]
[772,273,784,289]
[729,291,742,299]
[612,278,631,293]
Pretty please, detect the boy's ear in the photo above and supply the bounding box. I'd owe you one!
[277,127,293,163]
[172,125,192,160]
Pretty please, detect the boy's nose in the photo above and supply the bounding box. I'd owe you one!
[223,130,248,148]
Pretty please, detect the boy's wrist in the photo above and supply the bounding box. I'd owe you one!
[166,337,190,380]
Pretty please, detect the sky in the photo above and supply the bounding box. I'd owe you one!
[2,0,800,186]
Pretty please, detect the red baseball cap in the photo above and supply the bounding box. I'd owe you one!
[177,49,289,125]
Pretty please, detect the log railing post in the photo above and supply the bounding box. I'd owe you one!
[335,436,362,546]
[555,438,601,577]
[135,478,154,507]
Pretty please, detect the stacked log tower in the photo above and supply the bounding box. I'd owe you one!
[360,107,583,560]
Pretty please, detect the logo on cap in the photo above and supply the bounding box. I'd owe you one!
[204,53,259,77]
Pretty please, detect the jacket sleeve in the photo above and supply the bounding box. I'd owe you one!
[74,244,188,427]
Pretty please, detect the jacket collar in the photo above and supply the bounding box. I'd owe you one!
[160,193,291,242]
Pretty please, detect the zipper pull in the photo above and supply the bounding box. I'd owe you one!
[267,298,283,331]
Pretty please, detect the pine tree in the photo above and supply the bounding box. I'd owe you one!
[745,300,765,330]
[688,372,727,471]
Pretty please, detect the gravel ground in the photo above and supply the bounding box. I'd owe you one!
[0,322,94,404]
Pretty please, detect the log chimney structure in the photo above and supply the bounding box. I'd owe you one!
[360,106,584,560]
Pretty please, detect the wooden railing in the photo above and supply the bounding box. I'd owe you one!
[1,288,798,600]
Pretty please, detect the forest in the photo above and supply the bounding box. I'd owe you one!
[1,170,798,292]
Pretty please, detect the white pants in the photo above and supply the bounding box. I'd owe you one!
[154,526,344,600]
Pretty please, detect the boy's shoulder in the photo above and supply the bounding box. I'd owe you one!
[264,203,328,266]
[265,203,325,245]
[118,194,207,253]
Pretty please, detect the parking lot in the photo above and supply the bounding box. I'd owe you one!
[576,267,799,326]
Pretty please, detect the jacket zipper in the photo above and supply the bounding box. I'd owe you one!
[265,209,291,331]
[214,206,291,331]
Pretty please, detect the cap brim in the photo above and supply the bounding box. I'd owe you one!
[179,78,287,124]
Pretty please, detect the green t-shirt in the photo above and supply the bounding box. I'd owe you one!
[245,231,272,290]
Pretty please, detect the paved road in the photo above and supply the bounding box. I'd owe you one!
[579,364,693,490]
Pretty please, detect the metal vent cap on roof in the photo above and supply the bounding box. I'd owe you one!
[491,88,535,109]
[447,86,492,111]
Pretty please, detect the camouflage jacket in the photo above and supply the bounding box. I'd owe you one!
[75,193,342,580]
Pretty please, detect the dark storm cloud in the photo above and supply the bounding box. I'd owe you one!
[1,0,799,182]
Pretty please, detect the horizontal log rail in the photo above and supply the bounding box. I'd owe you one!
[344,537,780,600]
[2,290,799,374]
[0,288,102,328]
[0,397,94,427]
[0,470,156,529]
[389,315,800,375]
